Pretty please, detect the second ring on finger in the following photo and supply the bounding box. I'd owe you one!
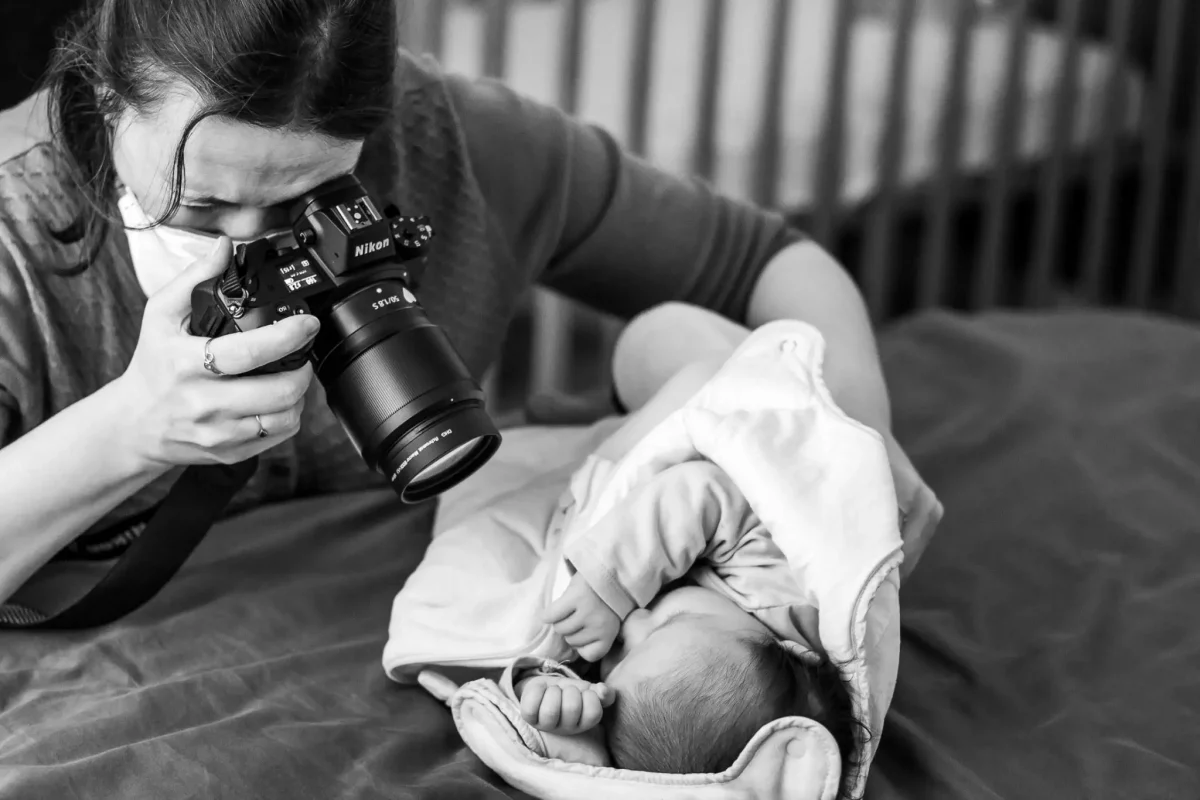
[242,409,300,442]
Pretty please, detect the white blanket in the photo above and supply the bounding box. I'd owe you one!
[385,320,904,799]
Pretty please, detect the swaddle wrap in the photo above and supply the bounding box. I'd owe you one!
[384,320,903,799]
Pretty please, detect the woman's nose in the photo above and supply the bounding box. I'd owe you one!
[218,207,291,241]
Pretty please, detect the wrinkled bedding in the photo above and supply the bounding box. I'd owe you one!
[2,309,1199,800]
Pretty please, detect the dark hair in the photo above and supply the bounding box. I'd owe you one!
[42,0,398,259]
[606,635,867,799]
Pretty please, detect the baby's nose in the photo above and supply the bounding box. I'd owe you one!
[621,609,652,646]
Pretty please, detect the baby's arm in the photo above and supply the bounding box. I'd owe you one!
[558,462,754,622]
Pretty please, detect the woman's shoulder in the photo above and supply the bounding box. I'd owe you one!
[0,138,90,267]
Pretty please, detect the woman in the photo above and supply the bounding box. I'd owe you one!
[0,0,940,614]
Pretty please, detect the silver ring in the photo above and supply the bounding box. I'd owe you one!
[202,338,225,376]
[255,415,268,439]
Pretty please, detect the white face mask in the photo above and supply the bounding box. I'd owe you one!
[116,187,231,298]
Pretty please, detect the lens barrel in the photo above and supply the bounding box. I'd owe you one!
[313,283,500,502]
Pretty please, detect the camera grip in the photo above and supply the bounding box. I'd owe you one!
[187,277,314,375]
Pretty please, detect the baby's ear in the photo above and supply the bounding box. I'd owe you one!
[781,640,823,666]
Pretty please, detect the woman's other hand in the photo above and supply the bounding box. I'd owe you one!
[882,430,944,582]
[115,237,321,469]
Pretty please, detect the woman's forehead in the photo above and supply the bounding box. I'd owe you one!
[114,88,362,212]
[179,117,362,207]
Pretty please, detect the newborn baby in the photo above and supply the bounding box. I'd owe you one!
[519,576,860,778]
[512,359,865,791]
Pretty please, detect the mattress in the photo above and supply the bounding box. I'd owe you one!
[2,309,1198,799]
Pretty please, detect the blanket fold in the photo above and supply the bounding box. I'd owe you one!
[385,320,903,799]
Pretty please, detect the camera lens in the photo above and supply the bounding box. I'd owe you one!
[312,281,501,503]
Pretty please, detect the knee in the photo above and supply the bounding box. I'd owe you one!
[612,303,750,411]
[666,359,723,398]
[614,302,745,367]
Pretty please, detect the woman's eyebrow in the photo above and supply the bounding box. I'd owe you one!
[181,193,304,209]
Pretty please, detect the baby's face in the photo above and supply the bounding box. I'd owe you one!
[600,586,769,690]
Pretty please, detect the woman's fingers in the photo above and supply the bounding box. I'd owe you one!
[900,485,944,580]
[195,316,320,377]
[191,365,314,418]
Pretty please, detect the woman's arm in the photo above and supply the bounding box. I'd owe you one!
[745,240,944,579]
[0,380,170,603]
[447,72,939,576]
[445,73,802,322]
[745,240,891,434]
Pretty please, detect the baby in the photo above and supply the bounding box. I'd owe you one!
[512,305,865,791]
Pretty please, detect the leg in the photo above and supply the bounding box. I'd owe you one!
[593,304,752,463]
[611,302,751,412]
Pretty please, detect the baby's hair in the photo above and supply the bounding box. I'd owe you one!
[605,633,867,799]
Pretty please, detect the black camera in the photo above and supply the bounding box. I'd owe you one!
[189,174,501,503]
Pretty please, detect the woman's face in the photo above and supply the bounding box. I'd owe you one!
[110,84,363,240]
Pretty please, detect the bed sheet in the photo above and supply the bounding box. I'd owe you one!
[2,309,1199,799]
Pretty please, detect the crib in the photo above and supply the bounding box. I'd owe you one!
[5,5,1199,798]
[396,0,1199,422]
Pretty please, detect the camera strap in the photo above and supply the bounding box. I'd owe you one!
[0,458,257,630]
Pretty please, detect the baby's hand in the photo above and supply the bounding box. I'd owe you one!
[519,676,615,735]
[544,573,621,662]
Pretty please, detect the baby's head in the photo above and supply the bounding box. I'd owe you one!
[599,586,861,789]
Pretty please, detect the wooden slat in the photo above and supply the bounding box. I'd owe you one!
[627,0,659,156]
[1028,0,1083,306]
[1079,0,1135,302]
[557,0,587,113]
[528,0,592,398]
[812,0,856,245]
[751,0,792,208]
[918,0,976,309]
[1172,49,1200,317]
[482,0,512,79]
[1127,0,1184,307]
[399,0,447,60]
[862,0,918,321]
[975,0,1030,310]
[691,0,727,180]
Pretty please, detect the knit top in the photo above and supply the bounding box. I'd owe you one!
[0,53,800,604]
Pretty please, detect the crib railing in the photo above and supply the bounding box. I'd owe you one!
[397,0,1199,416]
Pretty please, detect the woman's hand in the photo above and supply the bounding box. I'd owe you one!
[881,431,943,582]
[115,237,321,469]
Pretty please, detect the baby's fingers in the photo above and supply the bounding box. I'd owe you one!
[558,686,584,731]
[572,636,613,663]
[579,690,604,731]
[592,682,616,707]
[537,686,563,730]
[543,595,578,625]
[553,614,588,637]
[520,678,549,724]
